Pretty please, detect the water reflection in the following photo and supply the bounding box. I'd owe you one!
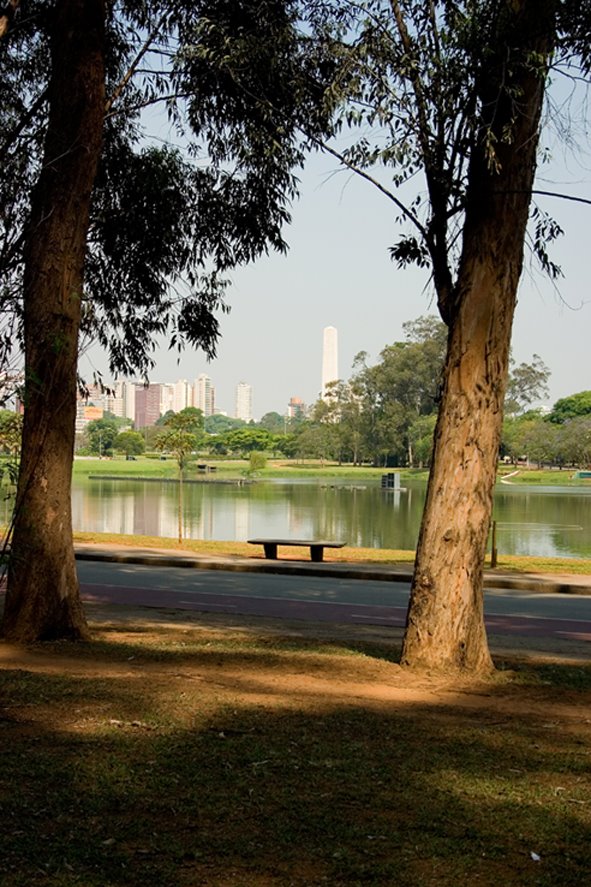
[69,478,591,559]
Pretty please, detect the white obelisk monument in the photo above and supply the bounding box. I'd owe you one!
[321,325,339,399]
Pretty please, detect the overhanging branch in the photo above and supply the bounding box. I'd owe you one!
[531,189,591,205]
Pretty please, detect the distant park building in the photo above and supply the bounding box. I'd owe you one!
[321,325,339,399]
[235,382,252,422]
[194,373,215,417]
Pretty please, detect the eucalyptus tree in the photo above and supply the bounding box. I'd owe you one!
[505,355,551,416]
[258,412,287,435]
[0,0,331,641]
[372,318,447,465]
[292,0,590,671]
[343,319,445,466]
[0,411,23,459]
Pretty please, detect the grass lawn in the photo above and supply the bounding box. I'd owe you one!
[1,608,590,887]
[72,455,591,485]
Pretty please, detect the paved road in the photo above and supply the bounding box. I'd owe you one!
[77,560,591,643]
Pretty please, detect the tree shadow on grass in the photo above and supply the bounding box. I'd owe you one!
[1,653,590,887]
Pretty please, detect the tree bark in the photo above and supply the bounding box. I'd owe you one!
[401,0,557,672]
[2,0,105,642]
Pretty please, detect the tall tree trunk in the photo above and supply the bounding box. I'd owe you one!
[401,0,557,671]
[178,468,184,543]
[2,0,105,642]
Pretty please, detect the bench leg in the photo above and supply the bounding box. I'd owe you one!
[263,543,278,559]
[310,545,324,563]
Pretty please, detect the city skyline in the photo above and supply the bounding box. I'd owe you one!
[84,146,590,419]
[77,373,312,428]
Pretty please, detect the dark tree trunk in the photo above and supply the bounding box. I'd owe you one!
[2,0,105,642]
[401,0,557,672]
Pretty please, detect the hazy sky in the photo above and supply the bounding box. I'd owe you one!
[84,124,591,421]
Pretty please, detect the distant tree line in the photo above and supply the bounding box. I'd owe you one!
[503,393,591,469]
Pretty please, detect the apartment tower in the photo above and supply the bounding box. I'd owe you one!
[194,374,215,417]
[235,382,253,422]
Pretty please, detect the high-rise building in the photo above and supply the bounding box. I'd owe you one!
[321,325,339,399]
[287,396,306,419]
[159,383,175,416]
[235,382,252,422]
[135,383,162,428]
[104,383,124,419]
[193,374,215,417]
[121,380,136,422]
[172,379,190,413]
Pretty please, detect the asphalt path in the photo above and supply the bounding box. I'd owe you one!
[77,561,591,644]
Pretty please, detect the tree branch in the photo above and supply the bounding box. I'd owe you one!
[105,12,169,114]
[531,189,591,205]
[310,136,428,240]
[0,88,48,163]
[105,91,193,120]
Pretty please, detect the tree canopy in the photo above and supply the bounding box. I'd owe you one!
[1,0,334,380]
[85,418,120,457]
[548,391,591,424]
[0,0,334,642]
[114,430,145,457]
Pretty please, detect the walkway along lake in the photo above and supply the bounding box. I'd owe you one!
[70,476,591,560]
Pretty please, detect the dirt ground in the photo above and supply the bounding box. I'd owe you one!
[2,599,590,727]
[2,601,591,887]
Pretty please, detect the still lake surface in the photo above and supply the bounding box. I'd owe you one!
[70,476,591,560]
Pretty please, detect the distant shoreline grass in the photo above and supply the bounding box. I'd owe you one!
[72,455,591,486]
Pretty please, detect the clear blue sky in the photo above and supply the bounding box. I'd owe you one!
[85,119,591,421]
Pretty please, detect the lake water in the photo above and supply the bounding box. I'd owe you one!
[70,477,591,560]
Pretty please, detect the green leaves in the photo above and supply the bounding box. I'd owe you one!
[1,1,335,380]
[154,408,205,470]
[389,235,431,269]
[530,205,564,280]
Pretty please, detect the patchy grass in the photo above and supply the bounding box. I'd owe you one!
[1,612,590,887]
[70,530,591,577]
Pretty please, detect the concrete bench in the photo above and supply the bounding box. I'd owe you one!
[248,538,346,563]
